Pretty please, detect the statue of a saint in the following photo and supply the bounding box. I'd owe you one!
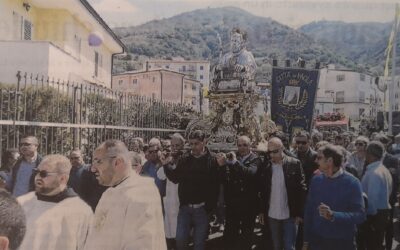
[211,28,257,91]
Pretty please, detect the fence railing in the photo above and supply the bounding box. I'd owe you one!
[0,71,197,160]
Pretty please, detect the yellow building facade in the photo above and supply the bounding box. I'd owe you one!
[0,0,124,87]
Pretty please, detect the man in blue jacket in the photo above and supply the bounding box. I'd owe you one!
[303,144,365,250]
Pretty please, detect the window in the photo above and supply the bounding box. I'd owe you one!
[200,65,204,70]
[199,75,204,80]
[23,19,32,40]
[13,11,22,40]
[359,91,365,102]
[132,79,138,84]
[192,85,197,91]
[73,34,81,59]
[336,91,344,103]
[182,66,186,71]
[166,65,170,69]
[336,74,345,82]
[94,51,99,77]
[360,74,365,81]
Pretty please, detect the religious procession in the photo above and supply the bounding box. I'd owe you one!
[1,1,400,250]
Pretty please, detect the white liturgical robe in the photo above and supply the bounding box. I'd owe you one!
[17,191,92,250]
[84,171,167,250]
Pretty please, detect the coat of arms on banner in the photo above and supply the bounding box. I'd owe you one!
[271,67,320,138]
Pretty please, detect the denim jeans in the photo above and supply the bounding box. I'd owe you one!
[268,217,298,250]
[176,205,209,250]
[310,236,356,250]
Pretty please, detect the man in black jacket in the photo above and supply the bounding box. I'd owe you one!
[292,131,318,188]
[259,137,307,250]
[165,130,221,250]
[219,135,260,250]
[292,131,317,250]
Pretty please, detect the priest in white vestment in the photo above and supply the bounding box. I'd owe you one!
[17,154,93,250]
[84,139,166,250]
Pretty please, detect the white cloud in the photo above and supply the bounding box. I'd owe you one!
[92,0,137,13]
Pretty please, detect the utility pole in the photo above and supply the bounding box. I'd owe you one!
[389,3,399,135]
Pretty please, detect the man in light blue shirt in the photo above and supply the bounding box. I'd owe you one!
[9,136,42,197]
[361,141,392,250]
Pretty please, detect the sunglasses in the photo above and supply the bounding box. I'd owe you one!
[237,144,248,147]
[33,168,59,178]
[296,141,308,145]
[267,149,281,155]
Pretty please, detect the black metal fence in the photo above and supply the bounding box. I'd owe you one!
[0,71,195,160]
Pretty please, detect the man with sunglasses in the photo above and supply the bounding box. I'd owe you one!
[17,154,92,250]
[259,137,307,250]
[9,135,42,197]
[85,140,166,250]
[218,135,260,250]
[292,131,318,250]
[141,138,166,197]
[292,131,318,188]
[348,136,369,179]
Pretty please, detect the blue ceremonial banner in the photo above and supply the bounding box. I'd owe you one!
[271,67,320,137]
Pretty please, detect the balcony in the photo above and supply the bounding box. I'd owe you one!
[0,40,109,87]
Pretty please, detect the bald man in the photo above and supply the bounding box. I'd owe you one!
[17,154,92,250]
[259,137,306,250]
[85,140,166,250]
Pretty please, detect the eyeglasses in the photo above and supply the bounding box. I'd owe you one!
[267,149,281,155]
[296,141,308,145]
[148,150,158,154]
[93,156,117,165]
[237,144,248,147]
[33,168,59,178]
[355,142,365,146]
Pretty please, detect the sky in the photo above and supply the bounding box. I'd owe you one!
[87,0,398,28]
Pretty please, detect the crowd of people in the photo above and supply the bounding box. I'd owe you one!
[0,129,399,250]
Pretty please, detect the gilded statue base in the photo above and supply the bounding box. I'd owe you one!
[186,91,263,151]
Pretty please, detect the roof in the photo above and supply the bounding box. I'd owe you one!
[147,59,210,64]
[29,0,125,53]
[79,0,126,52]
[113,68,186,77]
